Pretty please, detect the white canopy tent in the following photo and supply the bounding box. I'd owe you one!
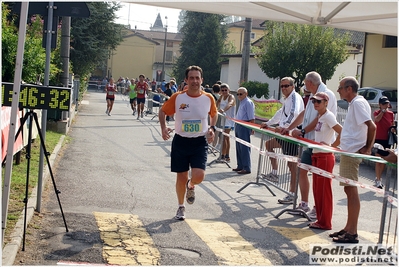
[130,1,397,36]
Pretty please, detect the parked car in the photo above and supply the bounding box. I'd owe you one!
[337,87,397,113]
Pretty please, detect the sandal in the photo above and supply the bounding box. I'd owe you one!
[329,229,346,238]
[332,233,359,243]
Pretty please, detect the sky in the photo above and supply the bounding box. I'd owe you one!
[115,3,181,33]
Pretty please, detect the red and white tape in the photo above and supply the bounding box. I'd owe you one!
[213,121,398,207]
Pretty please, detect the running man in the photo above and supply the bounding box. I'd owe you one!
[136,74,150,119]
[126,78,137,115]
[159,65,218,220]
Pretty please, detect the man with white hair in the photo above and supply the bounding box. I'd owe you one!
[281,71,337,216]
[233,87,255,174]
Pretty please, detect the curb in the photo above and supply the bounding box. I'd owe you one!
[2,135,66,266]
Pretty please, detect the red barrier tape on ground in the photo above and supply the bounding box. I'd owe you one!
[214,115,398,207]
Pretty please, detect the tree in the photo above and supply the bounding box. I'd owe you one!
[2,4,60,83]
[173,12,228,85]
[70,2,124,79]
[256,22,350,91]
[177,10,186,33]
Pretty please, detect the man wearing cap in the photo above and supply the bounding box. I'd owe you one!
[299,92,342,230]
[280,71,337,215]
[373,96,395,188]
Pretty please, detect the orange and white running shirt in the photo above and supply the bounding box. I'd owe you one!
[161,91,217,138]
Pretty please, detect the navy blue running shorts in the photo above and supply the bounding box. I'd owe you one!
[171,134,208,172]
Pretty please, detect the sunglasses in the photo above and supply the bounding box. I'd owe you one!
[237,93,244,96]
[280,84,291,88]
[311,99,324,104]
[221,89,228,92]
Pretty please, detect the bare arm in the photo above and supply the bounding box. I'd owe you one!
[289,110,305,130]
[207,113,218,143]
[302,116,318,134]
[222,95,235,112]
[290,115,318,138]
[381,150,397,164]
[159,109,173,140]
[359,120,376,155]
[374,110,384,123]
[331,123,342,147]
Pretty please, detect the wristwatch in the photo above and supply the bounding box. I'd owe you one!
[301,129,306,136]
[210,126,216,132]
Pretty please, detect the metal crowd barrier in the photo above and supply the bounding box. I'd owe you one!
[379,163,398,257]
[219,120,397,234]
[146,92,169,121]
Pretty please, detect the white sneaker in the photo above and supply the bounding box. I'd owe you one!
[307,207,317,220]
[374,179,384,189]
[278,194,294,204]
[174,206,185,220]
[289,202,310,215]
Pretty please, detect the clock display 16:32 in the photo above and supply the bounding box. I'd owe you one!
[2,83,71,111]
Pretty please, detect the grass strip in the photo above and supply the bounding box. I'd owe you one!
[2,130,65,246]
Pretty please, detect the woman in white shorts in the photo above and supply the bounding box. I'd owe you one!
[216,83,236,162]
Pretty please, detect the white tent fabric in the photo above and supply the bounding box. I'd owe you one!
[131,1,398,36]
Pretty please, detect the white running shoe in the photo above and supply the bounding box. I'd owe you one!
[278,194,294,204]
[174,206,185,220]
[374,179,384,189]
[307,207,317,220]
[289,202,310,215]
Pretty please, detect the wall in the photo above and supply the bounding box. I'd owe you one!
[362,34,397,88]
[227,27,265,52]
[326,51,363,99]
[220,57,279,98]
[107,35,156,80]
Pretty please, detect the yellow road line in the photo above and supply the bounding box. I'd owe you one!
[270,226,331,253]
[93,212,160,266]
[186,219,272,265]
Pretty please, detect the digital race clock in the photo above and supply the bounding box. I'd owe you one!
[2,82,71,111]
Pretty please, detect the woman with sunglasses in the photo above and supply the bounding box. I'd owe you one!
[216,83,236,162]
[300,92,342,230]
